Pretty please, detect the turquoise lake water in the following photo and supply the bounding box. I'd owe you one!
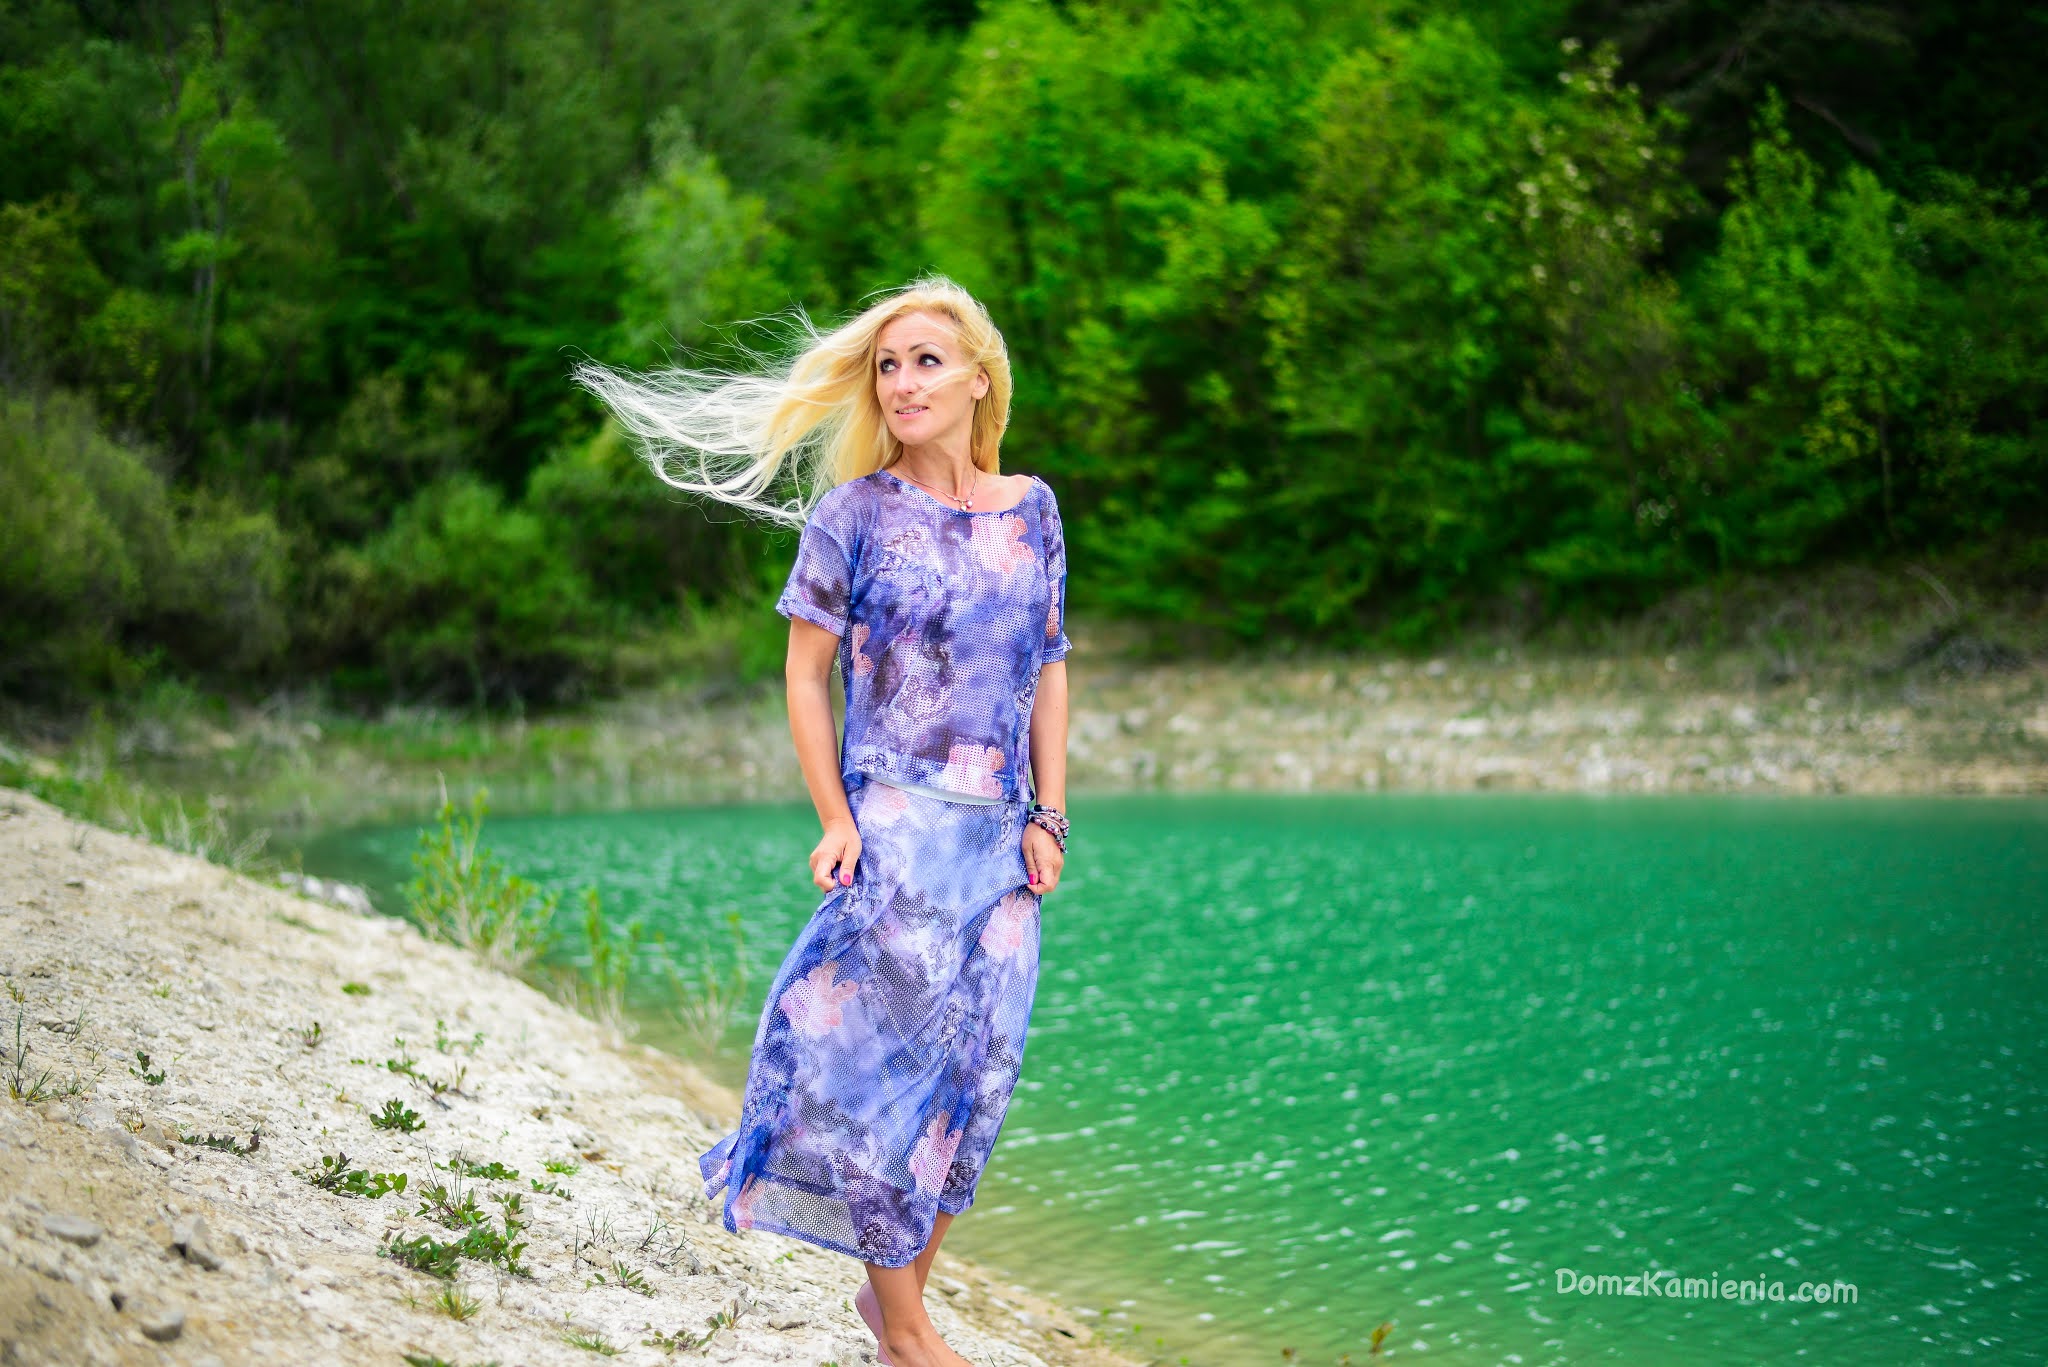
[303,794,2048,1365]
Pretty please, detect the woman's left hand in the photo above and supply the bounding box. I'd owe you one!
[1023,821,1063,895]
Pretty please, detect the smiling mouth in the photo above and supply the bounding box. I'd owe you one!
[895,406,928,417]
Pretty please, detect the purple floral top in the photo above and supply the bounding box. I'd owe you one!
[775,467,1071,803]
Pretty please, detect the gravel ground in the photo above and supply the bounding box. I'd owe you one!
[0,788,1132,1367]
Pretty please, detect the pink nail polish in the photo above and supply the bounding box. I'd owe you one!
[840,870,852,885]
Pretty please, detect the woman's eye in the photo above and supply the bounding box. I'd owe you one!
[919,354,941,366]
[879,359,895,373]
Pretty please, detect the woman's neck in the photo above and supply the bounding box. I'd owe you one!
[892,440,980,496]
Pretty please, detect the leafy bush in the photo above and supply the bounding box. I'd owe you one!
[0,388,170,694]
[0,387,288,697]
[338,475,609,706]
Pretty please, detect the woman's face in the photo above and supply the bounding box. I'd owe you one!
[874,309,988,451]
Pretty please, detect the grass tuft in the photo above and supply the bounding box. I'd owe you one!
[434,1284,483,1322]
[561,1326,619,1356]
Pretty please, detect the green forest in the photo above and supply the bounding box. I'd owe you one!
[3,0,2042,708]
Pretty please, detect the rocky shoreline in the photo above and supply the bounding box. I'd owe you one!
[0,788,1133,1367]
[1065,648,2048,796]
[19,642,2037,848]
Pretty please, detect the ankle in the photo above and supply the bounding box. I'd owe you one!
[881,1320,941,1352]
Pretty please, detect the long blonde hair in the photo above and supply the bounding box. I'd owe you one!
[569,274,1013,530]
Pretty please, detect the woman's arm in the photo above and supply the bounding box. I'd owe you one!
[1024,659,1069,893]
[787,618,859,890]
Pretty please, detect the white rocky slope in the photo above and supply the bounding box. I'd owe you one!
[0,788,1126,1367]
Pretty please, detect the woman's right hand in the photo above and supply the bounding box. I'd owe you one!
[810,817,861,891]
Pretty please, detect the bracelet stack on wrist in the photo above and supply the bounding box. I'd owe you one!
[1026,802,1069,852]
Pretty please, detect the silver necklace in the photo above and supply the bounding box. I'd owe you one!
[896,466,982,511]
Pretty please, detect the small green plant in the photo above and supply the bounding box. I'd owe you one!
[434,1019,484,1055]
[298,1020,324,1048]
[371,1098,424,1132]
[416,1178,486,1230]
[383,1206,529,1279]
[530,1176,572,1199]
[641,1326,688,1355]
[400,1187,531,1276]
[5,1009,60,1103]
[434,1284,483,1322]
[641,1295,750,1354]
[588,1261,654,1296]
[406,786,560,973]
[340,981,371,996]
[380,1040,425,1081]
[446,1158,519,1181]
[128,1049,166,1085]
[180,1126,261,1155]
[557,888,643,1046]
[453,1215,528,1276]
[544,1157,581,1175]
[426,1063,469,1100]
[299,1152,408,1198]
[661,912,750,1057]
[382,1233,462,1279]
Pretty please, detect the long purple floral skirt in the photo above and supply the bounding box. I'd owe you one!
[699,777,1043,1267]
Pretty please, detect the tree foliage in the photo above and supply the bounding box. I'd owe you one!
[2,0,2041,700]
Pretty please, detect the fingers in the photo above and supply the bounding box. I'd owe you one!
[1022,827,1062,894]
[812,833,861,891]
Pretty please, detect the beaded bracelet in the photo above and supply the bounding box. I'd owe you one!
[1026,803,1069,852]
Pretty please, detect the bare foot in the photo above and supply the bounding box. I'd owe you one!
[855,1281,895,1365]
[880,1322,975,1367]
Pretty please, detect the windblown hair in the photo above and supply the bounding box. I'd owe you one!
[569,274,1013,530]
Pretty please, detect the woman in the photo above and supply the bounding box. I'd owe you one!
[572,276,1072,1367]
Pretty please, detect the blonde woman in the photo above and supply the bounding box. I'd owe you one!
[573,276,1072,1367]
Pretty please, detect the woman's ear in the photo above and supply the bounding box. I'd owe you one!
[972,366,990,401]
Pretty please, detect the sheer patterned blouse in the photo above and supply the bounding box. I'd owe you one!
[775,467,1071,804]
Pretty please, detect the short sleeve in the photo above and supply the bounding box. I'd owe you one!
[1038,478,1072,662]
[776,485,862,637]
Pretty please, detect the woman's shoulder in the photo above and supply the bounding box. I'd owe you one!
[1016,472,1061,503]
[800,474,881,547]
[1021,473,1064,522]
